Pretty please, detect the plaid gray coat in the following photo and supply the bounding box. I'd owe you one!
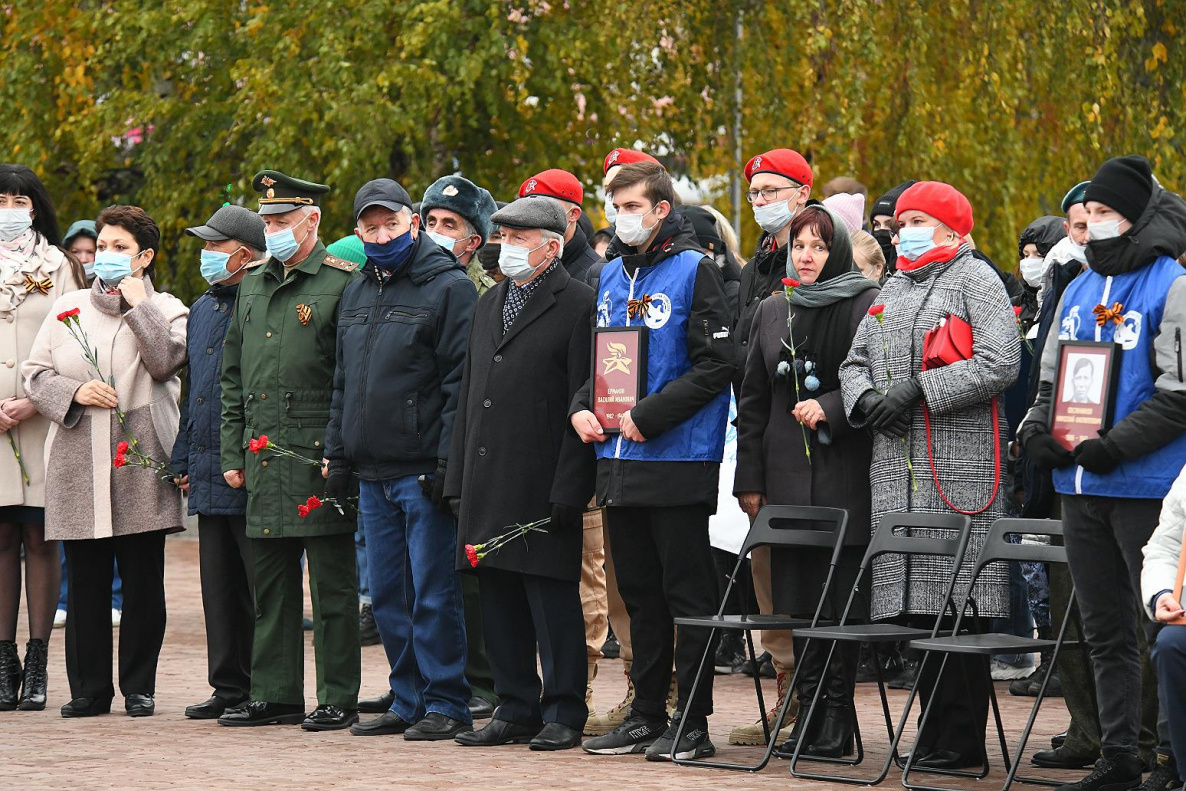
[840,246,1020,621]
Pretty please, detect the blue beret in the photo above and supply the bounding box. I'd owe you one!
[420,176,496,245]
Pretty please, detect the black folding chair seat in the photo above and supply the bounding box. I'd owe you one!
[910,633,1057,656]
[674,613,814,631]
[796,622,933,643]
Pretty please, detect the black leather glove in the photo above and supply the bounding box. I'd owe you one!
[879,411,912,439]
[1023,430,1074,471]
[868,378,924,431]
[325,459,352,502]
[550,503,583,532]
[430,459,448,505]
[1074,436,1121,474]
[855,390,884,423]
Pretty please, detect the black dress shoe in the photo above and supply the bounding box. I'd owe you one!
[1051,731,1068,749]
[185,696,244,720]
[302,704,359,731]
[351,711,412,736]
[125,694,156,717]
[529,722,583,751]
[405,712,471,741]
[61,697,112,718]
[1031,744,1099,769]
[468,696,495,720]
[914,749,980,770]
[359,690,395,714]
[359,604,381,647]
[218,700,306,726]
[455,718,540,746]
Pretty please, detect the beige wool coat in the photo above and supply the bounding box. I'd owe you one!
[0,236,81,508]
[23,278,188,540]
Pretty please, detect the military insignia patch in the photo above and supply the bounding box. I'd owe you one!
[297,303,312,326]
[322,254,359,272]
[260,175,276,187]
[23,275,52,295]
[442,184,459,197]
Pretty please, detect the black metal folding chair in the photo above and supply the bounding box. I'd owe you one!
[669,504,849,771]
[787,512,974,786]
[901,518,1081,791]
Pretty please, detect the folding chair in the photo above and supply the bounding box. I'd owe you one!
[902,518,1081,791]
[788,512,974,786]
[669,504,849,771]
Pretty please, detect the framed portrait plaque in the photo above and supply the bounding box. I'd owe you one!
[592,326,647,435]
[1051,340,1121,451]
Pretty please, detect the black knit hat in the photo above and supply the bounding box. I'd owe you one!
[869,180,917,223]
[1085,155,1153,225]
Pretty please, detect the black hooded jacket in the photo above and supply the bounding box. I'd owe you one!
[733,238,787,398]
[325,236,478,479]
[561,222,604,284]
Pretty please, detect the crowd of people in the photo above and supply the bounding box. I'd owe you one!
[0,146,1185,791]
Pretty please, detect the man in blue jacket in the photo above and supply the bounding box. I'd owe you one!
[1020,156,1186,791]
[171,204,266,719]
[324,178,478,741]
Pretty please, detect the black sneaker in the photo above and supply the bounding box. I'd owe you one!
[714,633,745,674]
[1137,756,1180,791]
[581,714,667,755]
[1055,753,1143,791]
[601,632,621,660]
[644,713,715,762]
[359,604,381,647]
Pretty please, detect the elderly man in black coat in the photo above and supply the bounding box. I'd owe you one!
[445,197,596,751]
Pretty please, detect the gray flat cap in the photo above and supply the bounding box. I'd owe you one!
[185,205,267,252]
[491,197,567,236]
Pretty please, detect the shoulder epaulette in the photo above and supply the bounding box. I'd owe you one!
[244,258,267,270]
[323,254,360,273]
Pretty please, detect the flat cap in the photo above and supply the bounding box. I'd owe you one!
[354,178,413,222]
[491,197,567,236]
[252,170,330,215]
[421,175,496,244]
[186,205,267,251]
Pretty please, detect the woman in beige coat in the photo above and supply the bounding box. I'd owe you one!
[0,166,85,712]
[24,205,187,718]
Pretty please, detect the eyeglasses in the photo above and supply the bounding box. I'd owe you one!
[745,186,799,204]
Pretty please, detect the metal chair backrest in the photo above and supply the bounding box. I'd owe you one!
[836,512,974,629]
[953,518,1065,632]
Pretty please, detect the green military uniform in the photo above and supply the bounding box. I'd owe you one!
[220,170,361,710]
[465,257,498,295]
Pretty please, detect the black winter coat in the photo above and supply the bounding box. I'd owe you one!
[445,265,596,580]
[171,283,247,516]
[733,241,788,399]
[561,224,604,285]
[324,237,477,480]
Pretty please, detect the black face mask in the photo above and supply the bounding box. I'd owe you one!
[477,243,502,271]
[872,228,896,273]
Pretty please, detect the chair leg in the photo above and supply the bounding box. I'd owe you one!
[744,629,770,744]
[1005,642,1073,789]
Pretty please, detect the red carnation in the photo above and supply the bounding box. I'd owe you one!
[113,452,127,469]
[781,277,801,288]
[57,308,80,323]
[306,495,323,510]
[1013,305,1023,316]
[297,504,310,517]
[868,304,885,317]
[248,435,268,454]
[465,544,480,568]
[117,440,129,454]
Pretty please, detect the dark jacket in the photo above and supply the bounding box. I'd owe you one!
[324,236,478,480]
[571,214,736,509]
[733,240,787,398]
[561,224,603,285]
[172,284,247,516]
[445,265,596,580]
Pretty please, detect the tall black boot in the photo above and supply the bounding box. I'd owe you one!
[773,639,828,758]
[0,640,21,711]
[18,639,47,711]
[804,642,859,758]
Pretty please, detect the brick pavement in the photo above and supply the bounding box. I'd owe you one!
[1,537,1083,790]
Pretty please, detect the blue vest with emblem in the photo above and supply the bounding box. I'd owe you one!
[1052,255,1186,498]
[594,249,729,463]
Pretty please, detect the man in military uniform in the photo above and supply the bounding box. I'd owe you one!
[420,175,499,296]
[217,170,362,730]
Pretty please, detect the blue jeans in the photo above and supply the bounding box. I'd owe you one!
[359,477,471,724]
[355,517,371,606]
[59,544,123,611]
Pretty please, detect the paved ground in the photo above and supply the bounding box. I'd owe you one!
[2,537,1083,790]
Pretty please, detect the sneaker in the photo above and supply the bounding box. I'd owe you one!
[645,712,715,762]
[1055,752,1143,791]
[728,670,797,746]
[358,604,381,647]
[990,658,1033,681]
[53,609,66,629]
[1137,755,1180,791]
[601,631,620,660]
[584,662,634,736]
[111,608,122,627]
[734,650,777,679]
[582,713,667,755]
[714,633,745,674]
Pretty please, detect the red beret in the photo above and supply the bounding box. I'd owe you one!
[603,148,660,175]
[895,181,974,236]
[744,149,813,187]
[519,169,584,205]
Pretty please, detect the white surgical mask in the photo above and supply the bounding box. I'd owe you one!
[1019,258,1046,288]
[752,199,795,234]
[1087,219,1122,241]
[426,230,460,254]
[1067,240,1087,263]
[0,209,33,242]
[604,199,617,225]
[615,206,659,247]
[498,241,547,282]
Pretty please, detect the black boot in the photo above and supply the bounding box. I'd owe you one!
[803,642,858,758]
[773,639,827,759]
[0,640,20,711]
[18,639,48,711]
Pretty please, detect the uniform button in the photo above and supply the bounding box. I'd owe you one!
[266,331,272,338]
[261,460,268,467]
[196,396,204,405]
[406,399,413,406]
[260,393,267,400]
[197,445,206,453]
[607,498,614,505]
[4,360,13,368]
[206,347,214,354]
[741,340,748,347]
[483,399,491,408]
[493,354,502,362]
[263,528,270,535]
[478,447,486,456]
[3,315,11,324]
[314,441,321,448]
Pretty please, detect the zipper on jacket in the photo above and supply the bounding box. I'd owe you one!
[357,286,385,463]
[1176,327,1182,382]
[1075,465,1084,495]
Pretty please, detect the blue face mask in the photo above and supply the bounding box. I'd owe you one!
[200,248,242,285]
[83,263,95,281]
[93,250,141,285]
[896,226,937,261]
[364,230,415,271]
[264,215,310,262]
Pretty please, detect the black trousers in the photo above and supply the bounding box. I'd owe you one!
[905,614,992,759]
[198,514,254,703]
[63,531,166,700]
[478,567,587,730]
[605,504,718,720]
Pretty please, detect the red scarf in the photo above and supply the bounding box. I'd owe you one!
[895,243,960,272]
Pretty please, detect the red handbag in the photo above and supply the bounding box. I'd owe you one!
[920,315,1000,515]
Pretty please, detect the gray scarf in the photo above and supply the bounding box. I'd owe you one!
[789,271,878,308]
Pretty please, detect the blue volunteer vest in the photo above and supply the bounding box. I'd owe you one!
[1052,255,1186,498]
[594,249,729,463]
